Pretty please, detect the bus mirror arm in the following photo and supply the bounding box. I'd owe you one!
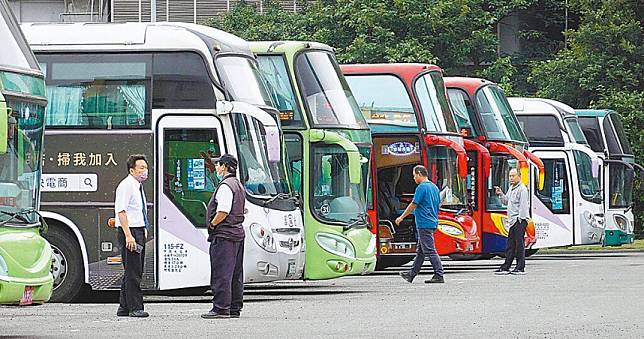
[523,150,545,190]
[310,129,362,184]
[424,135,468,179]
[217,100,282,162]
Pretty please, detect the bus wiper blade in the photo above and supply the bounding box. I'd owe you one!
[343,213,368,231]
[263,193,291,207]
[0,208,35,226]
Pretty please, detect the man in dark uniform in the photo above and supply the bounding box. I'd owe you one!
[201,154,246,319]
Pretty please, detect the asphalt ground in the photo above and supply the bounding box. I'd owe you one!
[2,252,643,338]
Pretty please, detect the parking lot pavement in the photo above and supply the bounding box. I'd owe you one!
[2,252,643,338]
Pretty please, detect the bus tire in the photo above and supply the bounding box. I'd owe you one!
[375,256,413,270]
[525,249,539,257]
[46,224,86,302]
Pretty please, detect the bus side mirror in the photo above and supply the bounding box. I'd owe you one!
[0,99,8,154]
[265,125,281,163]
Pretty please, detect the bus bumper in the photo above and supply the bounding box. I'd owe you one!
[0,275,53,305]
[603,229,634,247]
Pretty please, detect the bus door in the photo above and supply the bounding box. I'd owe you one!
[529,150,574,248]
[156,113,227,290]
[372,135,422,259]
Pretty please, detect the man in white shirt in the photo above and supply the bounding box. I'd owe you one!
[115,155,149,318]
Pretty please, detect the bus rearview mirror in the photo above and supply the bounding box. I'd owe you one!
[0,100,8,154]
[265,126,281,163]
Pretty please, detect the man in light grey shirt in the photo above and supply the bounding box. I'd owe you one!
[494,168,530,275]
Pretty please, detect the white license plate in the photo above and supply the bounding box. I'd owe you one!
[19,286,34,306]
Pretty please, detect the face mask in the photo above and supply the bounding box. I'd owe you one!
[136,170,149,183]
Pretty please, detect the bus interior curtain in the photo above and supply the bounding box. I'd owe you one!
[118,85,145,124]
[46,86,84,126]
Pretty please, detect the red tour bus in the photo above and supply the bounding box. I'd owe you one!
[342,64,479,268]
[445,77,544,259]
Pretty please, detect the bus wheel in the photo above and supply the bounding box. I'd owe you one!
[525,249,539,257]
[375,257,413,270]
[47,226,86,302]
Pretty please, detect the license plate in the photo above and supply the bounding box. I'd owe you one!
[286,262,296,277]
[19,286,34,306]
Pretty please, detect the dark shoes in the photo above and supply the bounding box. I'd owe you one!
[399,271,414,283]
[116,307,129,317]
[230,312,241,318]
[128,310,149,318]
[510,269,526,275]
[424,275,445,284]
[201,311,231,319]
[494,268,511,275]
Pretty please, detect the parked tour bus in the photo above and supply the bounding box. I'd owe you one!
[509,98,605,249]
[576,109,641,245]
[341,64,479,268]
[445,77,544,259]
[22,22,305,302]
[0,0,53,305]
[251,41,377,279]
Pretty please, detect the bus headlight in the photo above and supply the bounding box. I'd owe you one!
[315,233,356,259]
[438,224,464,238]
[0,254,8,277]
[614,215,629,232]
[250,223,277,253]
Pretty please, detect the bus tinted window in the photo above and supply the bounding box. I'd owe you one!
[256,55,304,127]
[516,115,564,147]
[447,88,478,137]
[346,74,416,126]
[38,53,151,129]
[152,53,215,109]
[578,117,605,153]
[163,128,221,228]
[608,113,633,155]
[535,159,570,214]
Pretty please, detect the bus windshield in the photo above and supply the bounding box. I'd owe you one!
[232,113,290,198]
[609,162,634,208]
[0,95,45,225]
[345,74,417,127]
[427,146,466,210]
[486,154,518,211]
[573,150,601,204]
[217,56,274,107]
[311,144,367,225]
[447,88,478,137]
[564,117,589,145]
[475,86,525,142]
[414,72,457,133]
[0,1,39,71]
[256,54,304,127]
[608,113,633,154]
[295,51,367,128]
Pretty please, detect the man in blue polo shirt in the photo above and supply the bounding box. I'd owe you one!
[395,165,444,284]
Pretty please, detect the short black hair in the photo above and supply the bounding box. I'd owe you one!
[413,165,428,177]
[127,154,147,173]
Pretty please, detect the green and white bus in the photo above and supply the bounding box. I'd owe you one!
[251,41,377,279]
[22,22,305,302]
[0,0,53,305]
[577,109,641,245]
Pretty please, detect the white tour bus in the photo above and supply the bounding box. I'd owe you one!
[22,22,304,301]
[509,98,605,248]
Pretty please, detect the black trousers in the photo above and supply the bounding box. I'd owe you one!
[118,227,145,311]
[500,219,528,271]
[209,237,244,314]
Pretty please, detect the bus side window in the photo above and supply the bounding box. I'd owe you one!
[285,134,303,193]
[163,128,221,228]
[535,159,570,214]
